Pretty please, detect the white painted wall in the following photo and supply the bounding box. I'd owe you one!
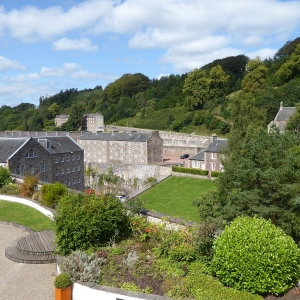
[0,195,54,220]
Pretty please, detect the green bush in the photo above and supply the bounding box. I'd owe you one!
[211,216,300,296]
[41,182,67,208]
[54,273,72,289]
[0,166,11,188]
[172,166,209,176]
[210,171,221,177]
[55,193,131,255]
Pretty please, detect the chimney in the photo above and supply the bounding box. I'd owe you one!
[211,133,217,142]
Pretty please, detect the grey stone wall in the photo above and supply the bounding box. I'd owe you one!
[147,131,163,164]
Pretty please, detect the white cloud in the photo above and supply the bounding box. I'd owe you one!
[52,37,98,52]
[246,48,278,60]
[40,67,65,77]
[0,56,26,71]
[62,63,81,71]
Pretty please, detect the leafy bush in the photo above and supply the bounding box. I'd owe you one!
[41,182,67,208]
[20,175,38,197]
[210,171,221,177]
[55,193,131,255]
[61,251,106,282]
[54,273,72,289]
[172,166,209,176]
[0,182,20,195]
[0,166,11,188]
[211,216,300,296]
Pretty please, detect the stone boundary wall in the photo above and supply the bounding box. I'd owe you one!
[171,172,215,180]
[85,163,172,195]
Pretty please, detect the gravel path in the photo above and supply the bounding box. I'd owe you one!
[0,224,56,300]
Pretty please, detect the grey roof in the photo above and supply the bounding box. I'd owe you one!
[189,150,205,161]
[274,107,296,122]
[33,136,83,154]
[78,132,151,142]
[0,138,29,162]
[205,139,228,153]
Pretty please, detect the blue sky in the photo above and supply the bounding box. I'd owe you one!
[1,0,300,107]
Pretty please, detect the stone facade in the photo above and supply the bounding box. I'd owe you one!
[54,114,70,127]
[0,136,84,190]
[189,134,228,174]
[82,113,104,133]
[78,131,163,165]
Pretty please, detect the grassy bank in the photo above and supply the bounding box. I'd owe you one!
[0,200,55,231]
[137,176,215,222]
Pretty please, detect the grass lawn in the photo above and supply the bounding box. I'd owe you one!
[0,200,55,231]
[136,176,215,222]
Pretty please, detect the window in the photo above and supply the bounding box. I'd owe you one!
[16,164,21,175]
[26,150,37,158]
[40,162,48,172]
[211,162,216,170]
[29,165,34,174]
[77,166,80,171]
[72,167,75,172]
[67,168,70,173]
[73,178,76,184]
[211,153,216,159]
[61,169,64,175]
[78,177,80,183]
[192,161,200,168]
[67,156,70,161]
[56,169,59,176]
[55,157,58,163]
[77,154,80,160]
[61,156,64,162]
[67,179,70,186]
[72,155,75,161]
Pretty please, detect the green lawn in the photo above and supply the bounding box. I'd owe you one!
[0,200,55,231]
[137,176,215,222]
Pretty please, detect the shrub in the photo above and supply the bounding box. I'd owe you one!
[0,166,11,188]
[54,273,72,289]
[61,251,106,282]
[20,175,38,197]
[41,182,67,208]
[0,182,20,195]
[210,171,220,177]
[172,166,209,176]
[55,193,131,255]
[211,216,300,296]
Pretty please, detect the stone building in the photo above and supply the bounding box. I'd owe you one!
[189,134,228,173]
[54,114,70,127]
[77,131,163,165]
[82,113,104,133]
[0,136,84,190]
[267,101,296,133]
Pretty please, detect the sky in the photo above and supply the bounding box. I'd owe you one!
[1,0,300,107]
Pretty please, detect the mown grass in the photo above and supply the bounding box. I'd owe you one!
[0,200,55,231]
[137,176,215,222]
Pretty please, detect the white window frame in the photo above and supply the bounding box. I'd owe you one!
[211,162,216,170]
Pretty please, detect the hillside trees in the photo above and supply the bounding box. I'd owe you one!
[183,65,230,110]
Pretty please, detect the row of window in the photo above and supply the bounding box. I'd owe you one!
[55,154,80,163]
[26,150,38,158]
[55,166,81,175]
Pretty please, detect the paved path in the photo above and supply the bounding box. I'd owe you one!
[0,224,56,300]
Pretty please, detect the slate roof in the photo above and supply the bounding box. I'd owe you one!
[33,136,83,154]
[78,132,151,142]
[189,150,205,161]
[274,107,296,122]
[0,138,29,163]
[205,139,228,153]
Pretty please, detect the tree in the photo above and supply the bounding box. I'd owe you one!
[47,102,60,117]
[277,44,300,84]
[98,166,123,195]
[61,103,84,131]
[194,127,300,243]
[183,65,230,111]
[286,103,300,134]
[242,57,268,94]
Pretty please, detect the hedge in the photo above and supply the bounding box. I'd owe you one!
[172,166,209,176]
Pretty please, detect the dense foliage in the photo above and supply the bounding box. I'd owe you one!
[212,216,300,296]
[40,182,68,208]
[0,167,11,188]
[55,193,131,255]
[194,127,300,242]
